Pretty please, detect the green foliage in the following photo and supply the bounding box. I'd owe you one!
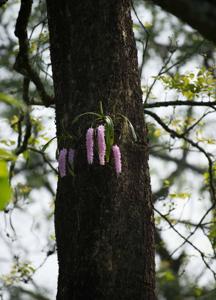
[160,68,216,100]
[203,163,216,184]
[158,269,175,282]
[0,160,12,210]
[0,149,16,161]
[0,93,25,111]
[147,122,164,142]
[169,192,191,200]
[208,219,216,249]
[1,261,35,286]
[157,262,182,300]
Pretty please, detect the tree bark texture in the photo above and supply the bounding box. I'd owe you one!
[150,0,216,44]
[46,1,155,299]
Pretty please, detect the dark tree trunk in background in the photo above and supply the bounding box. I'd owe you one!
[46,0,155,299]
[151,0,216,44]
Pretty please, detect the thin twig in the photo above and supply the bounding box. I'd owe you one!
[131,3,150,78]
[28,147,58,175]
[154,207,216,279]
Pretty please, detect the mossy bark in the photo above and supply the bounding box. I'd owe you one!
[46,0,155,299]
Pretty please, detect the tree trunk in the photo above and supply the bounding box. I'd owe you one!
[46,0,155,299]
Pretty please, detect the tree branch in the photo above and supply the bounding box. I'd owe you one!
[0,0,8,8]
[14,0,54,107]
[28,147,58,175]
[132,2,150,79]
[144,100,216,109]
[150,150,205,175]
[149,0,216,44]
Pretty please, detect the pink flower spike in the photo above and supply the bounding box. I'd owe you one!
[86,128,94,164]
[58,148,67,178]
[68,148,75,166]
[97,125,106,165]
[112,145,122,175]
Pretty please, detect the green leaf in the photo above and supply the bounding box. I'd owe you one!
[127,119,137,142]
[118,113,137,142]
[158,270,175,282]
[194,287,203,297]
[0,160,12,210]
[163,179,171,187]
[71,112,102,125]
[0,93,25,111]
[169,192,191,199]
[153,128,162,138]
[99,101,104,116]
[133,23,140,31]
[0,149,16,161]
[41,136,56,152]
[104,116,114,162]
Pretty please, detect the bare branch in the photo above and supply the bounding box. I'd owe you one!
[149,0,216,44]
[132,2,150,78]
[154,207,216,279]
[150,150,205,174]
[28,147,58,175]
[14,0,54,107]
[144,100,216,109]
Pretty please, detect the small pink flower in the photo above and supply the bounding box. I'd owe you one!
[112,145,122,175]
[97,125,106,165]
[86,128,94,164]
[58,148,67,177]
[68,148,75,166]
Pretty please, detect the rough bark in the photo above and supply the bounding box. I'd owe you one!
[150,0,216,44]
[46,0,155,299]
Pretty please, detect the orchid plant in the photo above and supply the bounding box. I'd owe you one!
[58,102,137,177]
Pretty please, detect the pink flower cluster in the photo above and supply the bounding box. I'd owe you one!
[86,128,94,164]
[86,125,122,175]
[58,148,75,178]
[112,145,122,175]
[97,125,106,165]
[58,126,122,177]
